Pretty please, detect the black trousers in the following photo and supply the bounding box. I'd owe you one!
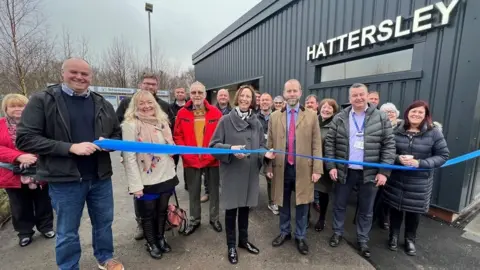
[389,207,420,240]
[136,192,172,245]
[5,184,54,238]
[225,207,249,248]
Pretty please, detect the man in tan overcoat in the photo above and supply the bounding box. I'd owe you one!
[266,79,323,255]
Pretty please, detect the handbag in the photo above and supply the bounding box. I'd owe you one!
[166,190,188,234]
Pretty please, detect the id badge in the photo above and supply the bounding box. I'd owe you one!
[354,140,364,150]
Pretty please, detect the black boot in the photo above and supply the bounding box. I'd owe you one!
[142,216,162,259]
[388,234,398,251]
[134,217,144,240]
[157,212,172,253]
[405,238,416,256]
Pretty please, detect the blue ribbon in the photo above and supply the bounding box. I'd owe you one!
[95,139,480,171]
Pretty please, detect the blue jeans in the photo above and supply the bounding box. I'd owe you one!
[49,179,114,270]
[279,164,309,240]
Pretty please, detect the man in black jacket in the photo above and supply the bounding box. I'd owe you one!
[324,83,395,259]
[115,72,175,241]
[16,58,124,270]
[116,72,174,125]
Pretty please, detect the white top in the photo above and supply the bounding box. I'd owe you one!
[121,121,176,193]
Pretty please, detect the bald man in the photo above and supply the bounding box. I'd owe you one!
[216,89,232,115]
[16,58,124,270]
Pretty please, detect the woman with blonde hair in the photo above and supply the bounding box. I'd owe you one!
[0,94,54,247]
[122,90,179,259]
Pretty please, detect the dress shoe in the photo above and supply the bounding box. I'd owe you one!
[210,220,222,232]
[272,234,291,247]
[239,241,260,254]
[42,231,56,239]
[19,237,32,247]
[295,239,309,255]
[227,247,238,264]
[405,239,416,256]
[157,236,171,253]
[314,219,325,232]
[145,243,162,259]
[358,242,371,258]
[329,234,342,247]
[388,235,398,251]
[183,222,200,236]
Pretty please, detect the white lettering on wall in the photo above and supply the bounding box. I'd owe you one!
[306,0,460,61]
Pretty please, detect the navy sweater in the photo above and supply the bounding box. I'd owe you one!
[62,92,98,180]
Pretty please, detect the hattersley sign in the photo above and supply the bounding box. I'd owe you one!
[306,0,459,61]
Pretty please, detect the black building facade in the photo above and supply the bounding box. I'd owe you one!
[192,0,480,218]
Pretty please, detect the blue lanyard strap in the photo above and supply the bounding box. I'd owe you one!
[352,113,365,133]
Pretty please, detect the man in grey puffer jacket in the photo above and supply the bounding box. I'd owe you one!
[324,83,396,258]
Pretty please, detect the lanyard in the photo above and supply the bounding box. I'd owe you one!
[352,113,365,134]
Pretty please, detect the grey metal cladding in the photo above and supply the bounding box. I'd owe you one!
[192,0,480,212]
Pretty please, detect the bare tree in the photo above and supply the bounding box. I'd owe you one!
[0,0,54,95]
[61,25,73,59]
[78,34,89,61]
[98,36,133,88]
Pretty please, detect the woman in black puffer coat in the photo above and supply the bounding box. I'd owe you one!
[383,100,449,256]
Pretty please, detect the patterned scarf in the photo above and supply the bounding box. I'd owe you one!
[6,116,17,146]
[135,112,173,173]
[234,107,252,120]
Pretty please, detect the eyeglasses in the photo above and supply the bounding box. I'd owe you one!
[190,91,205,96]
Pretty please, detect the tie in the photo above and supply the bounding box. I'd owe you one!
[288,109,295,165]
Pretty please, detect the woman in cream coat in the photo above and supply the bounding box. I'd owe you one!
[122,90,179,260]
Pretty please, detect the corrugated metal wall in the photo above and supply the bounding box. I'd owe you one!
[193,0,480,212]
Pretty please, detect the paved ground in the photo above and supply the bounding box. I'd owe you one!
[0,153,373,270]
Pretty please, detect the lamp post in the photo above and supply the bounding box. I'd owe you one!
[145,3,153,71]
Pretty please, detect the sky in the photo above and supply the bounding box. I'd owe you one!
[41,0,262,71]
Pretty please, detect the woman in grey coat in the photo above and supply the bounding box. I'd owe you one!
[209,85,274,265]
[383,100,449,256]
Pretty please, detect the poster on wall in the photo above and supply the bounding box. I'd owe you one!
[103,95,118,110]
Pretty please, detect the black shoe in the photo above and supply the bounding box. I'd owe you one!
[157,236,172,253]
[145,243,162,259]
[295,239,309,255]
[227,247,238,264]
[329,234,342,247]
[42,231,56,239]
[210,220,222,232]
[183,222,200,236]
[358,242,371,258]
[19,237,32,247]
[314,219,325,232]
[272,234,291,247]
[405,239,416,256]
[239,241,259,254]
[388,235,398,251]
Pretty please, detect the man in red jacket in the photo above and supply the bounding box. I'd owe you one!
[174,81,223,235]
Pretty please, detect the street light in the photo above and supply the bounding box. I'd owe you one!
[145,2,153,71]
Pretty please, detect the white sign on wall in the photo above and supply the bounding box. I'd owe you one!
[91,86,136,94]
[306,0,459,61]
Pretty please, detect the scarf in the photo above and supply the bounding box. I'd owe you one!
[135,112,173,173]
[6,116,17,146]
[234,107,252,120]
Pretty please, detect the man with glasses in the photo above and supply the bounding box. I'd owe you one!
[273,96,286,111]
[173,81,223,235]
[116,72,175,241]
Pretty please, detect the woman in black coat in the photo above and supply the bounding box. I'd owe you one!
[383,100,449,256]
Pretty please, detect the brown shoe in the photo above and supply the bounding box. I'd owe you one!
[98,259,124,270]
[201,194,209,203]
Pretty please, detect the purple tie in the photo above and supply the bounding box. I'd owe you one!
[288,109,295,165]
